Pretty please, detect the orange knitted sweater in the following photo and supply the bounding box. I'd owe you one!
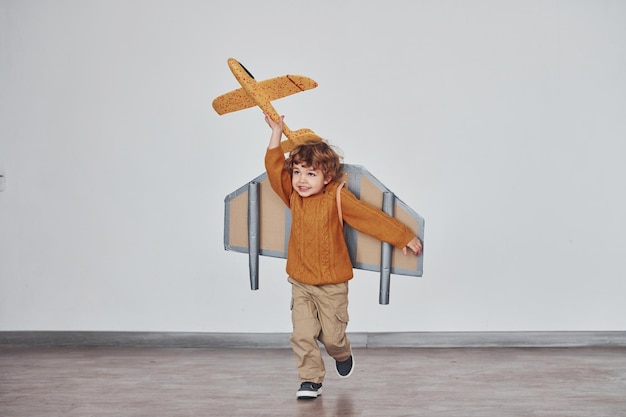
[265,146,415,286]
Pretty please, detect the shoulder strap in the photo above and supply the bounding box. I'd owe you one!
[336,182,345,228]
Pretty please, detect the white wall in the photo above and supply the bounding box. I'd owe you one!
[1,0,625,333]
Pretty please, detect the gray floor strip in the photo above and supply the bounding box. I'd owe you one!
[1,331,625,348]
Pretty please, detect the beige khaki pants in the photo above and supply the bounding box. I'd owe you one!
[288,277,352,383]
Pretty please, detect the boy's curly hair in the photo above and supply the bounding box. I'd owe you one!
[285,139,343,182]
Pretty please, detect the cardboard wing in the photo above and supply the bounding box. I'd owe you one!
[224,164,425,304]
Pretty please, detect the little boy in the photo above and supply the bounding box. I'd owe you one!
[264,114,422,399]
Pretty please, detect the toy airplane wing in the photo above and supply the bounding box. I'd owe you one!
[212,75,318,115]
[224,165,425,305]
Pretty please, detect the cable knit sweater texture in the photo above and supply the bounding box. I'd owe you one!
[265,146,414,286]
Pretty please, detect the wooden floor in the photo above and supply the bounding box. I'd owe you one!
[1,346,625,416]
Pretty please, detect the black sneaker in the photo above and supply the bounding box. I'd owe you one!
[296,381,323,399]
[335,353,354,378]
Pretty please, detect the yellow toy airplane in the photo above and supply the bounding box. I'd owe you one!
[212,58,322,152]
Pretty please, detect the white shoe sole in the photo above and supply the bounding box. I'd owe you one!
[297,387,322,399]
[336,353,355,378]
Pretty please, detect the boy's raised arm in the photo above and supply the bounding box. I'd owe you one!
[265,113,284,149]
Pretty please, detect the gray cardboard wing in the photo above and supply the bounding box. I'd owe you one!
[224,164,425,304]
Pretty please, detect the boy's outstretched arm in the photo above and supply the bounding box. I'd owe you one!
[265,113,284,149]
[403,236,423,256]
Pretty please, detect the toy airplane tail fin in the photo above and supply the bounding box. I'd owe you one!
[281,128,323,152]
[291,128,322,142]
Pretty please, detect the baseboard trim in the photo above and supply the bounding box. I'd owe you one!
[1,331,625,349]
